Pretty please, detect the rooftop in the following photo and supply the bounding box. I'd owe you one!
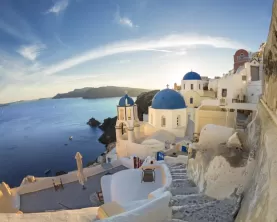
[20,165,127,213]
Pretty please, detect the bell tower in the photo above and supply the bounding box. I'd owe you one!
[115,92,140,143]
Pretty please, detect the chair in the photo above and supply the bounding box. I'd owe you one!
[97,190,104,203]
[141,168,155,183]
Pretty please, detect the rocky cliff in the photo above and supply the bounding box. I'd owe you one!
[53,86,150,99]
[135,90,159,120]
[263,0,277,109]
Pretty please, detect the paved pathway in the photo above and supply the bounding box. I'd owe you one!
[166,163,238,222]
[20,165,127,213]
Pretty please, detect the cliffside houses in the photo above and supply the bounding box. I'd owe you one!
[0,46,265,222]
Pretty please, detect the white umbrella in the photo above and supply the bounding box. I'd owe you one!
[75,152,87,189]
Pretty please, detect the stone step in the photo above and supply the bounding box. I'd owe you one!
[172,175,188,180]
[171,194,215,207]
[167,219,188,222]
[171,199,236,222]
[170,169,186,173]
[170,186,198,196]
[172,180,196,188]
[170,165,186,169]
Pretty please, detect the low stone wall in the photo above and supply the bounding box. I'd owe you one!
[17,160,123,195]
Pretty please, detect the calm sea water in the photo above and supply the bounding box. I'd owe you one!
[0,97,120,187]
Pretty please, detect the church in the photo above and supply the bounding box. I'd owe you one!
[112,71,208,161]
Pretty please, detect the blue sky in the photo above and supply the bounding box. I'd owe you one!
[0,0,273,103]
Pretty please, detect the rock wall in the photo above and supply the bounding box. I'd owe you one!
[187,125,252,199]
[235,103,277,222]
[263,0,277,109]
[135,90,159,121]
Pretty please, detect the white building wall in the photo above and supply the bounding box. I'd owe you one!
[148,107,187,137]
[181,79,204,93]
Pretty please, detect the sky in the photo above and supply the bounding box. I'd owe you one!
[0,0,274,103]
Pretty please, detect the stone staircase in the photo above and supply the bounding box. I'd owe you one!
[166,163,238,222]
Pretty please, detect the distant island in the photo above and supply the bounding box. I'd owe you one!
[52,86,151,99]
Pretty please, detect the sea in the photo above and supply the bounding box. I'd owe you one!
[0,97,121,187]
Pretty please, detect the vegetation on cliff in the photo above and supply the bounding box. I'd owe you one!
[263,0,277,109]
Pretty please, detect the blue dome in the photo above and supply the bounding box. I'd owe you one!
[152,89,186,109]
[118,94,134,107]
[183,71,201,80]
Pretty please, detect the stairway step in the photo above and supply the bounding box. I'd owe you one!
[170,186,198,196]
[171,194,215,207]
[172,180,196,188]
[170,169,186,173]
[172,175,188,180]
[171,198,237,222]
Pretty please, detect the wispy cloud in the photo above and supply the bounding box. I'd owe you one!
[118,59,130,64]
[17,44,46,61]
[115,7,138,28]
[40,34,246,75]
[46,0,69,15]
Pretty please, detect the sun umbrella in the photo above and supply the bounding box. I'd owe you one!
[75,152,87,189]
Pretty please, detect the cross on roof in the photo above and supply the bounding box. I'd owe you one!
[166,84,169,89]
[124,90,128,95]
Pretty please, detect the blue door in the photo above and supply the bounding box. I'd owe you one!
[156,151,165,161]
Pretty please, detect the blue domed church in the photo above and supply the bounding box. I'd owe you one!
[148,87,188,137]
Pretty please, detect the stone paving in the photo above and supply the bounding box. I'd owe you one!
[20,165,127,213]
[166,163,238,222]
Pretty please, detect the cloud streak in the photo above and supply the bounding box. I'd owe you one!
[17,44,46,61]
[40,34,246,76]
[115,7,137,28]
[46,0,69,15]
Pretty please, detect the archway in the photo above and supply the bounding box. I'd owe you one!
[119,122,128,140]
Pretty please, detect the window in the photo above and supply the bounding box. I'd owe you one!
[151,114,153,124]
[242,76,247,81]
[184,84,185,89]
[177,115,181,126]
[127,109,132,120]
[161,116,166,127]
[199,84,201,89]
[191,84,193,90]
[190,97,193,104]
[119,109,124,120]
[222,89,227,97]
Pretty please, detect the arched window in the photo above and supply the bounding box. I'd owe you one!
[119,109,124,120]
[127,108,132,120]
[190,97,193,104]
[177,115,181,126]
[161,116,166,127]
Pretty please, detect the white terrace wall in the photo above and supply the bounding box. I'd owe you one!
[116,140,164,159]
[194,108,235,134]
[17,160,123,195]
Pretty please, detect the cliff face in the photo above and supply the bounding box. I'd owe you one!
[135,90,159,121]
[263,0,277,109]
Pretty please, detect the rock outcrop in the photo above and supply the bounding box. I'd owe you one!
[135,90,159,121]
[87,117,100,127]
[98,116,117,145]
[263,0,277,109]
